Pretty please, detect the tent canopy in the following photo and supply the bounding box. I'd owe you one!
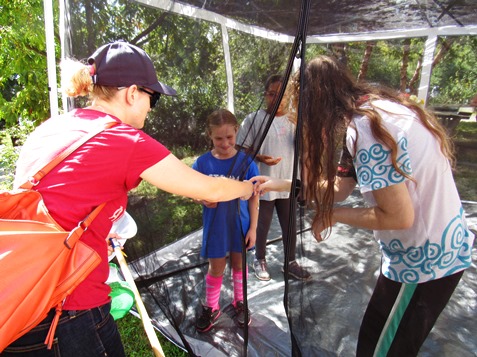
[140,0,477,38]
[51,1,477,356]
[130,0,477,113]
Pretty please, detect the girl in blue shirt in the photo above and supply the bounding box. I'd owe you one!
[192,109,259,332]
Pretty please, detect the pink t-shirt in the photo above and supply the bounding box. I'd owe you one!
[14,108,170,309]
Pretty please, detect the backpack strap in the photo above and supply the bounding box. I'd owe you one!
[20,118,117,190]
[44,196,108,349]
[18,117,118,241]
[13,118,118,349]
[63,201,106,249]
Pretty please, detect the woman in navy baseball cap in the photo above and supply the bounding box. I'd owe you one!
[7,41,255,356]
[87,40,176,97]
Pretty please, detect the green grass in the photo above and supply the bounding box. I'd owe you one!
[454,164,477,202]
[117,313,187,356]
[454,121,477,142]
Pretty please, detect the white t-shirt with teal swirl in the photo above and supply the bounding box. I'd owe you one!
[347,99,474,283]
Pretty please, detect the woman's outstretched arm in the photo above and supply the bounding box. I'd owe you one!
[141,154,254,202]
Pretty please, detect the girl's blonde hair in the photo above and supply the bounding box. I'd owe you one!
[60,59,117,100]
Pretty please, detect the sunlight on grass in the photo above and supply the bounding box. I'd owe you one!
[454,164,477,202]
[117,313,187,356]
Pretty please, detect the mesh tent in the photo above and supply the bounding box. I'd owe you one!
[54,1,477,356]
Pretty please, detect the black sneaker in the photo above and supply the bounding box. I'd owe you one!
[196,305,220,332]
[283,260,312,281]
[234,301,251,327]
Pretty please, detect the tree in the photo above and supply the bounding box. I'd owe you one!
[0,0,54,127]
[358,42,375,81]
[400,38,411,92]
[2,1,475,145]
[428,36,477,105]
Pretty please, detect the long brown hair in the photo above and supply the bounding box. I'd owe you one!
[290,55,453,239]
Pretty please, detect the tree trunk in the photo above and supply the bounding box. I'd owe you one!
[132,12,169,46]
[409,38,455,94]
[85,2,95,54]
[358,42,375,81]
[432,38,454,66]
[400,39,411,92]
[409,57,421,95]
[331,43,347,66]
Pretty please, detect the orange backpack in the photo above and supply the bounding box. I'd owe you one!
[0,119,115,351]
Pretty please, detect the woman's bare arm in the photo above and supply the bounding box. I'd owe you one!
[141,154,253,202]
[333,182,414,231]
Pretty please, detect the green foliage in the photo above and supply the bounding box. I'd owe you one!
[307,38,425,90]
[0,118,35,189]
[359,38,424,88]
[452,122,477,201]
[62,1,294,146]
[125,179,203,261]
[171,145,198,160]
[454,164,477,202]
[429,36,477,105]
[0,0,54,127]
[229,30,291,122]
[2,0,475,148]
[0,134,17,190]
[454,121,477,141]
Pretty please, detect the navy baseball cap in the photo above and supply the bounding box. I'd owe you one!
[88,40,176,96]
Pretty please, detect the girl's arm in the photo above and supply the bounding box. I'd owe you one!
[141,154,253,202]
[252,176,414,239]
[251,176,292,194]
[252,175,356,203]
[329,176,357,202]
[245,193,260,249]
[314,182,414,240]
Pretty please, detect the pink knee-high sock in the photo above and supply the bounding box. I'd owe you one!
[205,274,223,311]
[232,267,248,306]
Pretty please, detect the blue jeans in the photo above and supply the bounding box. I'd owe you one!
[1,303,126,357]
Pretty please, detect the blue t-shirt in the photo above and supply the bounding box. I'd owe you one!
[192,151,259,258]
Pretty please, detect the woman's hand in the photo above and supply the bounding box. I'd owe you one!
[141,154,254,203]
[106,233,123,256]
[311,213,336,242]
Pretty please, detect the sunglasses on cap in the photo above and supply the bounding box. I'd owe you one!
[118,86,161,108]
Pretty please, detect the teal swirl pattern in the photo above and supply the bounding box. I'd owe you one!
[381,207,472,283]
[354,137,412,190]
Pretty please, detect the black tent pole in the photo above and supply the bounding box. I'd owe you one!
[283,0,311,356]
